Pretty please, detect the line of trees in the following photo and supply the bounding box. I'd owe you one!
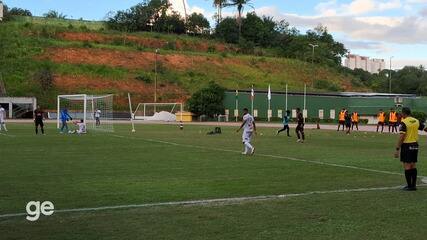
[347,66,427,95]
[107,0,347,67]
[106,0,210,35]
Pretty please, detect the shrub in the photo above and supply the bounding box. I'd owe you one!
[207,44,216,53]
[43,10,66,19]
[412,111,426,123]
[135,73,152,84]
[187,81,225,117]
[82,41,93,48]
[314,80,342,92]
[34,65,54,91]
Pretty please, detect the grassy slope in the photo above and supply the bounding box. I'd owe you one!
[0,124,426,239]
[0,17,366,109]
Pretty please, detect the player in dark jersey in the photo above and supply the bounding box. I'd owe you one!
[345,111,352,135]
[295,108,305,143]
[34,106,45,135]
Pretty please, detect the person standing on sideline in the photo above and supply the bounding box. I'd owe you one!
[0,105,7,132]
[34,106,45,135]
[345,111,352,135]
[376,109,386,133]
[60,108,72,134]
[351,111,359,131]
[277,110,291,137]
[296,108,305,143]
[389,108,398,133]
[394,107,426,191]
[337,108,346,131]
[236,108,256,155]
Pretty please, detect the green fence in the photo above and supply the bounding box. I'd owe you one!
[224,91,427,120]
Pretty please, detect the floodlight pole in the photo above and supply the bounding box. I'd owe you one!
[389,56,394,93]
[154,48,160,113]
[154,48,160,103]
[309,44,319,87]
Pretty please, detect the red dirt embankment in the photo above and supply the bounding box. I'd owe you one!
[42,47,244,71]
[44,47,204,71]
[57,32,234,53]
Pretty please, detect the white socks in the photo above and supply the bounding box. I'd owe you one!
[244,142,253,153]
[0,123,6,131]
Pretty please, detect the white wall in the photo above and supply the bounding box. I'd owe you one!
[0,2,4,21]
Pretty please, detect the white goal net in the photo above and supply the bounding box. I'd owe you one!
[57,94,114,132]
[133,103,183,121]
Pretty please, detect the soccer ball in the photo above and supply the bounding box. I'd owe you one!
[132,129,136,133]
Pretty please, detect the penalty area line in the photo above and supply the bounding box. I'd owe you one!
[0,132,16,138]
[110,134,421,178]
[1,185,425,219]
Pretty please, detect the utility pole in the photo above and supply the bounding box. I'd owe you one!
[154,48,160,104]
[389,56,394,93]
[309,44,319,87]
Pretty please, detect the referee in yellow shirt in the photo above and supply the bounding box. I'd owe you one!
[394,107,426,191]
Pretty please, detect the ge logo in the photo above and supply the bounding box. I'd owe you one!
[26,201,54,221]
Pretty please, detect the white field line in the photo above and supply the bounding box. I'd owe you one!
[0,132,16,137]
[111,134,427,178]
[2,185,426,219]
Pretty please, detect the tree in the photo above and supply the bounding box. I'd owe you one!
[107,0,186,34]
[213,0,227,25]
[43,10,67,19]
[186,13,210,35]
[225,0,253,38]
[215,17,239,43]
[187,82,225,117]
[241,12,279,47]
[8,7,32,16]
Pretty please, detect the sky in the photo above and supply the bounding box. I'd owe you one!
[3,0,427,69]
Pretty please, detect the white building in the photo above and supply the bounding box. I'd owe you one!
[0,1,4,21]
[344,54,385,74]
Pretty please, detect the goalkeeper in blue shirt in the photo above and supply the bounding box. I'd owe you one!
[276,110,291,137]
[60,108,73,134]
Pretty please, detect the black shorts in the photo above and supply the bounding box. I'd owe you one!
[378,122,384,125]
[35,119,44,127]
[296,124,304,132]
[401,143,418,163]
[339,120,345,125]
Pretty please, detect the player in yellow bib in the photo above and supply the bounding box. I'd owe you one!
[376,109,386,133]
[394,107,426,191]
[388,108,398,133]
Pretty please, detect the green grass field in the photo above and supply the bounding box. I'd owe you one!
[0,123,426,239]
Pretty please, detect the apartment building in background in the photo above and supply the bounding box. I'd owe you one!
[344,54,386,74]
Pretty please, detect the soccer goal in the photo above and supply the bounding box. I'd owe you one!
[57,94,114,132]
[133,103,183,121]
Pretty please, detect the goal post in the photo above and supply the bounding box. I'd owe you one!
[133,102,183,122]
[57,94,114,132]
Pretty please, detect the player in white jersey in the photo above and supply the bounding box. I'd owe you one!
[94,109,101,126]
[0,106,7,132]
[236,108,256,155]
[69,119,87,134]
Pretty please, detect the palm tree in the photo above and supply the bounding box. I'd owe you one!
[225,0,253,37]
[182,0,188,22]
[213,0,227,25]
